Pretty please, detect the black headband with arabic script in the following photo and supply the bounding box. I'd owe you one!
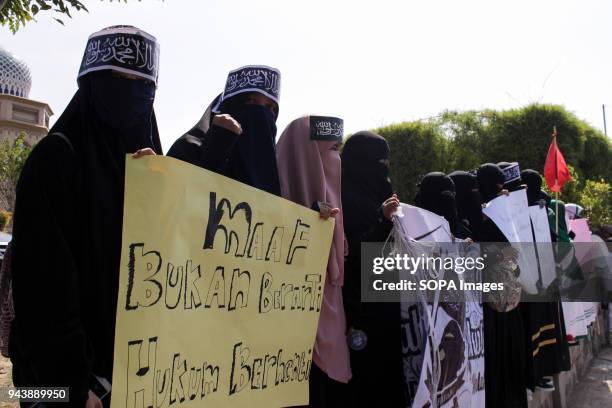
[502,162,521,184]
[214,65,281,111]
[78,25,160,85]
[310,116,344,142]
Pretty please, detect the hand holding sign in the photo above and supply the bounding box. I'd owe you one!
[317,202,340,220]
[383,194,400,220]
[131,148,156,159]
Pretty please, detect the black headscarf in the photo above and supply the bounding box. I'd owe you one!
[167,92,281,196]
[166,94,221,161]
[415,172,468,239]
[11,70,160,402]
[521,169,545,206]
[449,170,483,236]
[477,163,505,203]
[341,131,393,241]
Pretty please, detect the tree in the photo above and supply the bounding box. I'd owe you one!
[579,179,612,230]
[0,132,33,211]
[413,104,612,184]
[437,109,496,171]
[374,121,451,202]
[1,0,135,33]
[0,211,8,231]
[580,128,612,182]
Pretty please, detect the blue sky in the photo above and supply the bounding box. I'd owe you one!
[1,0,610,151]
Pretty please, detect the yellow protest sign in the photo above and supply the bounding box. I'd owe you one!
[110,156,334,408]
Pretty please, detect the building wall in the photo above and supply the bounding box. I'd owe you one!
[0,125,45,145]
[0,94,51,145]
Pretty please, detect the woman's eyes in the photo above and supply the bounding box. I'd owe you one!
[267,104,279,115]
[245,99,277,115]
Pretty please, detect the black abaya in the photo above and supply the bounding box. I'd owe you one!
[476,163,528,408]
[10,72,161,407]
[341,131,405,408]
[449,170,484,241]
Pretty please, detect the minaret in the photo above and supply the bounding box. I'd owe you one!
[0,46,53,144]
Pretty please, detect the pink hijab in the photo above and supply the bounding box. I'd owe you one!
[276,116,351,383]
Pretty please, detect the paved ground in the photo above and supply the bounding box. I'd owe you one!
[0,355,15,408]
[566,347,612,407]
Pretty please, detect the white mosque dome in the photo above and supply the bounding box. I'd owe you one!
[0,46,32,98]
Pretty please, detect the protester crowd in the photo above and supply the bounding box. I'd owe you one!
[2,26,610,408]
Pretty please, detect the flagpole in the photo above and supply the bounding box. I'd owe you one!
[604,104,608,137]
[554,126,559,236]
[555,180,559,236]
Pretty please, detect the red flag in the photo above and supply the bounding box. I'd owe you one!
[544,127,571,192]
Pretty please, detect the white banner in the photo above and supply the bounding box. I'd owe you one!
[394,204,485,408]
[528,205,556,289]
[482,189,539,294]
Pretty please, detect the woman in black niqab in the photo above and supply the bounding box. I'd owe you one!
[414,172,470,239]
[10,26,161,407]
[167,66,281,196]
[341,131,393,241]
[477,163,506,203]
[449,170,483,240]
[521,169,546,206]
[476,163,509,242]
[476,163,528,408]
[341,131,405,407]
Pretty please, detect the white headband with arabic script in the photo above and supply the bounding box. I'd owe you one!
[78,25,160,85]
[213,65,281,112]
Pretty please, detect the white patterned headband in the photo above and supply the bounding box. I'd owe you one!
[220,65,281,107]
[502,162,521,184]
[78,25,160,85]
